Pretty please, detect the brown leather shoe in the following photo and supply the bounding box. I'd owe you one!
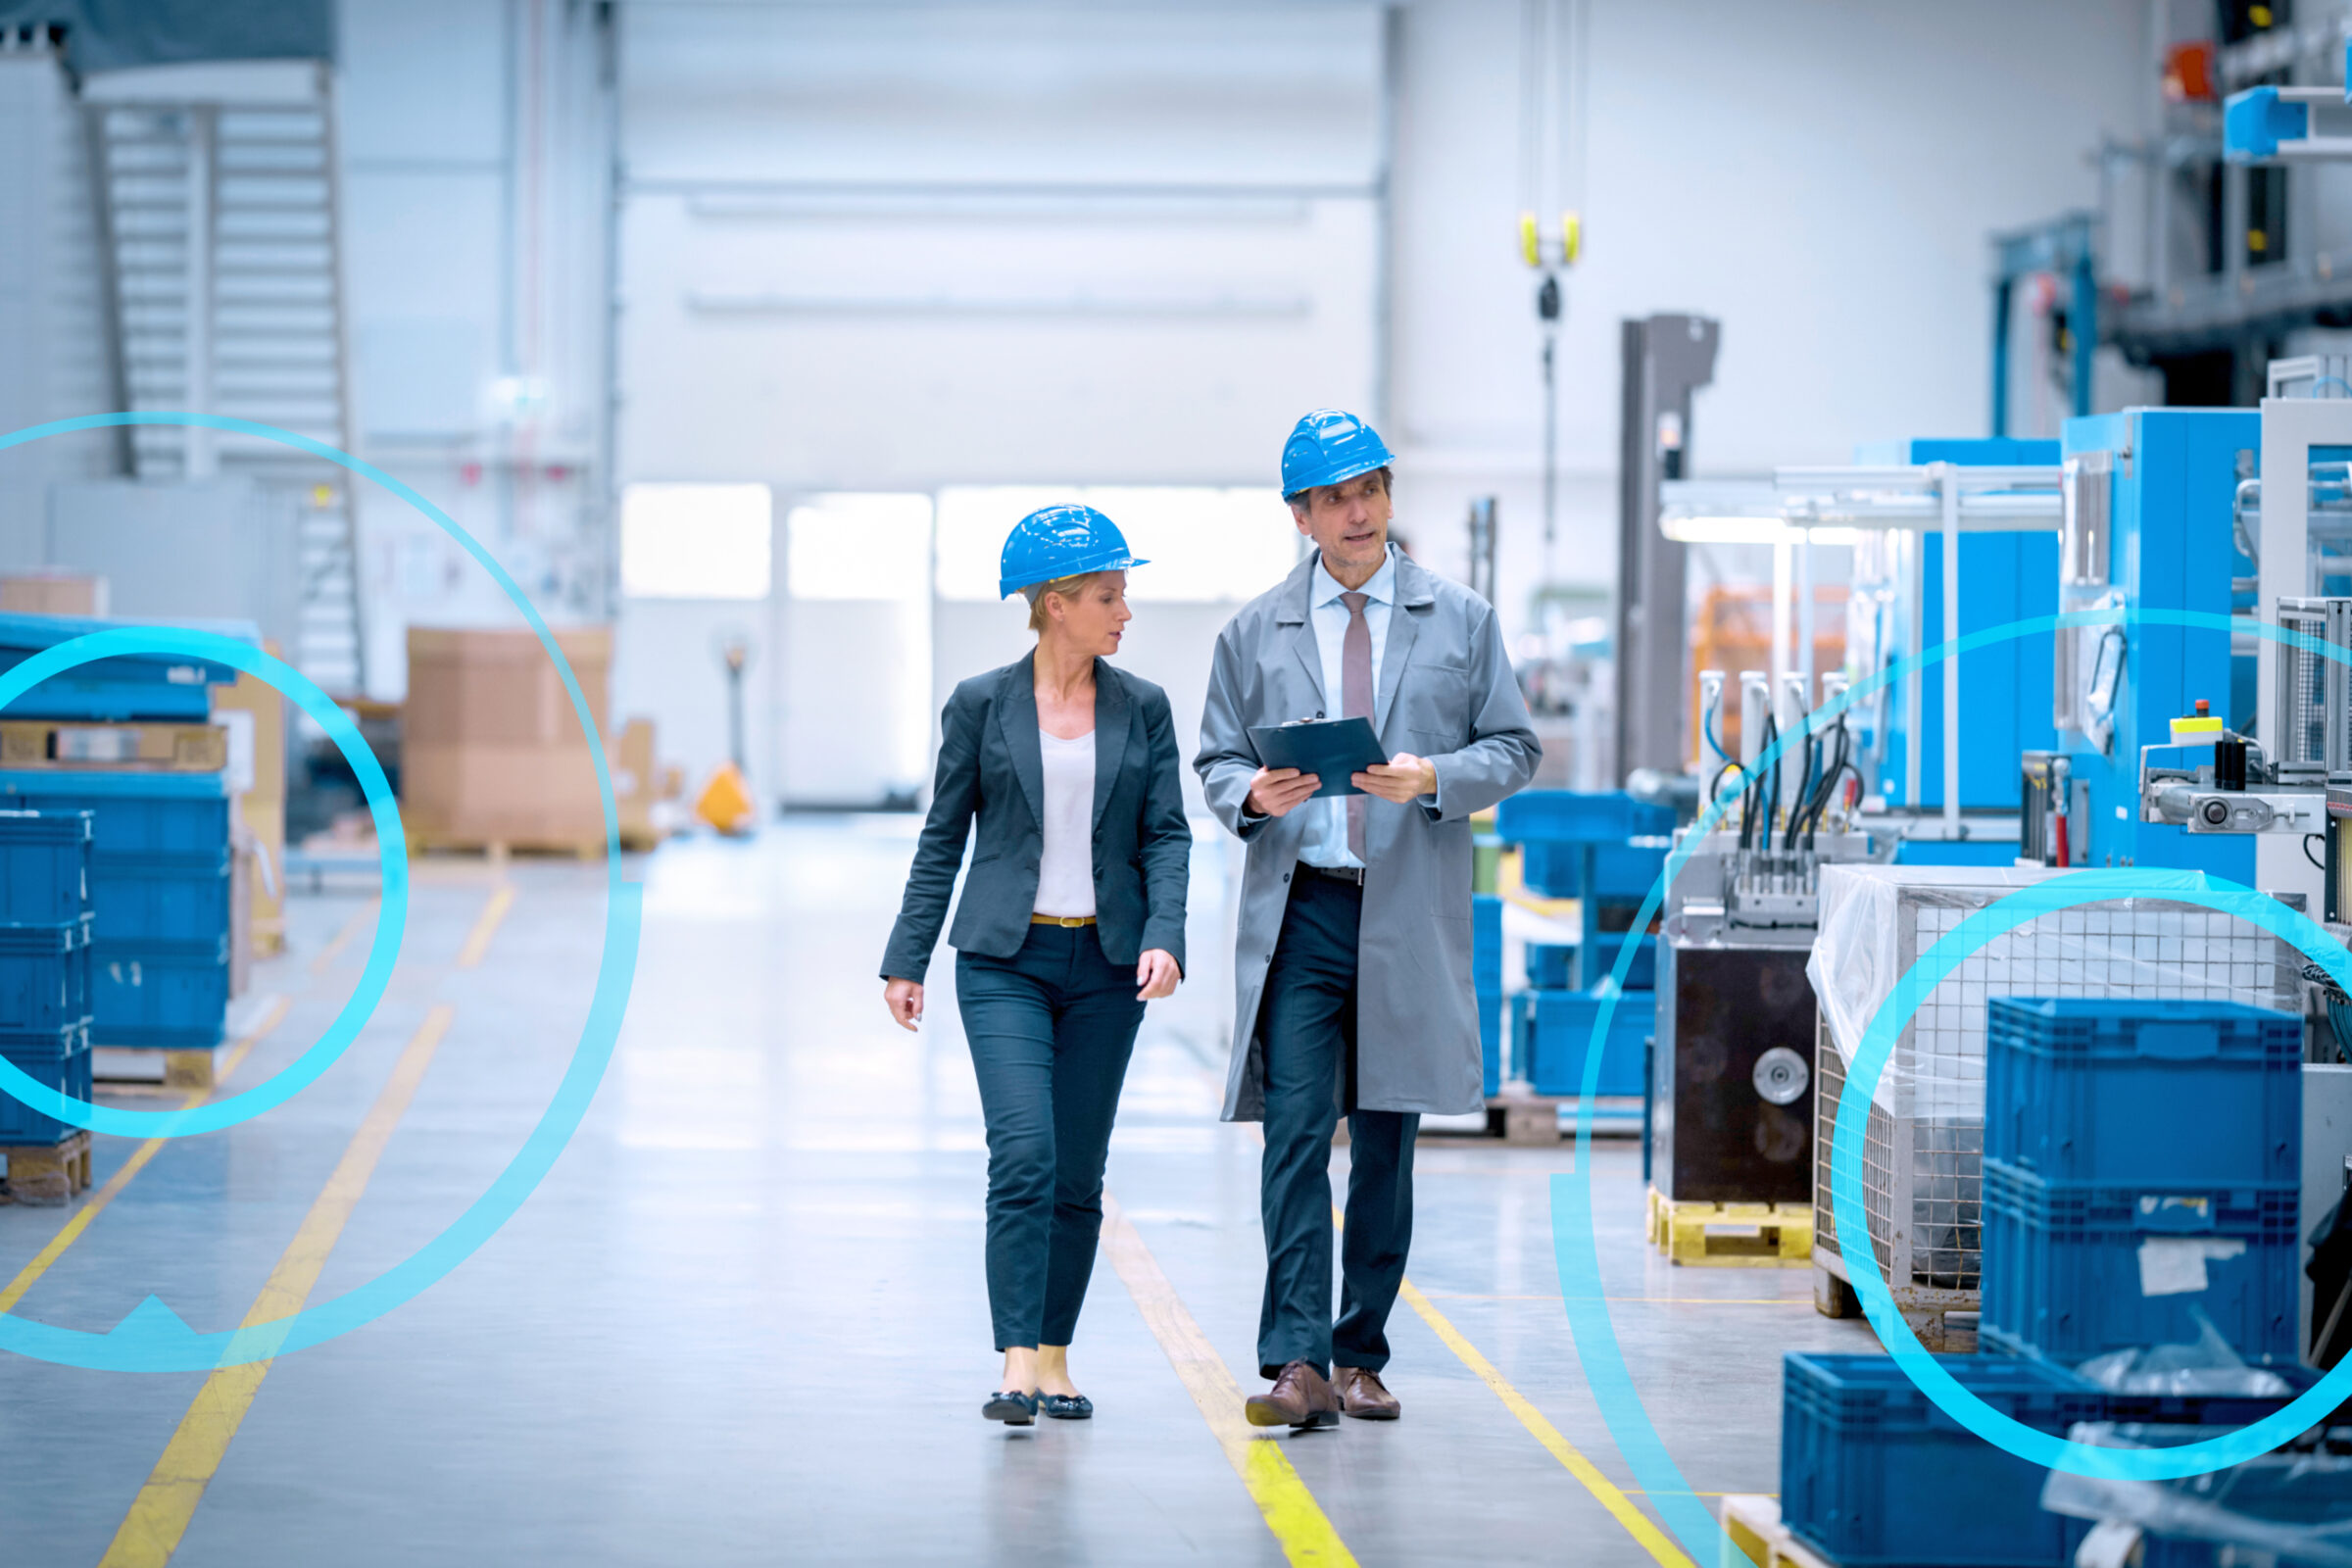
[1245,1360,1342,1429]
[1334,1365,1400,1421]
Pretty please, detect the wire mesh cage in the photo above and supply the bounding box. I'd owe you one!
[1811,880,2297,1347]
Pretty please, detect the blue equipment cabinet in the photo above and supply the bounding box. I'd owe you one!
[2057,409,2257,877]
[1865,438,2062,813]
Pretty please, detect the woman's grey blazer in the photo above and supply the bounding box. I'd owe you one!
[881,652,1192,983]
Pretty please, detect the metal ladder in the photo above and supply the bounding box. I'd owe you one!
[83,62,366,699]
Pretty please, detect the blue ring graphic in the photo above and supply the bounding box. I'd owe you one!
[1833,868,2352,1480]
[1549,606,2352,1558]
[0,629,407,1138]
[0,412,640,1371]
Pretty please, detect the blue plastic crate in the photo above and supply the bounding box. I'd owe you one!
[0,918,93,1032]
[92,939,227,1050]
[1781,1351,2103,1568]
[1494,790,1673,844]
[0,612,241,721]
[1517,838,1672,904]
[1982,1160,2302,1365]
[1479,989,1502,1098]
[0,1021,92,1145]
[2090,1361,2352,1430]
[0,809,92,923]
[1520,986,1650,1098]
[1526,934,1656,991]
[1986,998,2302,1189]
[1473,893,1502,989]
[90,856,232,949]
[0,770,230,861]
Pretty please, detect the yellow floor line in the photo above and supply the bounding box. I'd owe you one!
[98,1004,455,1568]
[1397,1279,1697,1568]
[453,884,514,969]
[307,900,379,977]
[1322,1199,1696,1568]
[0,997,288,1316]
[1099,1194,1357,1568]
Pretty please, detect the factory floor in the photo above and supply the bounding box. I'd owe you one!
[0,817,1879,1567]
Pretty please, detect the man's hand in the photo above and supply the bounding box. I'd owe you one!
[884,978,923,1030]
[1353,753,1438,806]
[1136,949,1182,1001]
[1246,765,1321,818]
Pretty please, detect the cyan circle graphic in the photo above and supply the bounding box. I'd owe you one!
[1833,869,2352,1480]
[1551,606,2352,1558]
[0,412,640,1371]
[0,628,407,1138]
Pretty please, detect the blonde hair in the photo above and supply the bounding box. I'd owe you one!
[1022,571,1102,633]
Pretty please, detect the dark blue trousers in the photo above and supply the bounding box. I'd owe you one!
[956,923,1145,1351]
[1256,870,1418,1380]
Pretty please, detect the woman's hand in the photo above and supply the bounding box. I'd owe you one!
[1136,949,1182,1001]
[884,978,924,1030]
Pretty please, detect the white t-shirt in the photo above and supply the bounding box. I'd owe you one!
[1034,727,1098,918]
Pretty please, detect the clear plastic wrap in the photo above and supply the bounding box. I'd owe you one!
[2040,1423,2352,1567]
[2074,1311,2298,1400]
[1807,864,2300,1119]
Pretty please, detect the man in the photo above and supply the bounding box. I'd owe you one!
[1196,409,1541,1427]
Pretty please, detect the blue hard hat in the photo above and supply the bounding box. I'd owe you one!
[999,505,1149,599]
[1280,409,1393,498]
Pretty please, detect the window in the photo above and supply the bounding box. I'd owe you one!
[934,485,1298,602]
[619,483,772,599]
[785,493,933,599]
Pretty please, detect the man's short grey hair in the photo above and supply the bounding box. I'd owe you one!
[1284,465,1394,510]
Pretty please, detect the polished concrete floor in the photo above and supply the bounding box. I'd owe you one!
[0,817,1877,1566]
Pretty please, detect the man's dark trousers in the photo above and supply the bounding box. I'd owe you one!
[1255,868,1419,1380]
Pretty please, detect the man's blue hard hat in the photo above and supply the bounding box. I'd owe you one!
[1280,409,1393,499]
[999,505,1149,599]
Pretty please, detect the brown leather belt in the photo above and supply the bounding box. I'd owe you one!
[1031,913,1098,927]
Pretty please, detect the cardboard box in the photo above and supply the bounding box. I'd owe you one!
[211,644,288,958]
[406,626,612,749]
[0,573,107,616]
[403,741,605,848]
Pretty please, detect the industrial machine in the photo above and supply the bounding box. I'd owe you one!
[1652,668,1870,1203]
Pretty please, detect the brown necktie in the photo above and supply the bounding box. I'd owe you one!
[1342,591,1372,861]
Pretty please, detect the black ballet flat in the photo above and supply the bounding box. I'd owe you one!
[1039,1393,1093,1420]
[983,1390,1039,1425]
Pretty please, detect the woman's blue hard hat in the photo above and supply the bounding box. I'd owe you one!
[999,505,1149,599]
[1280,409,1393,499]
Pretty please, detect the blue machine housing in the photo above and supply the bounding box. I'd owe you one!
[2058,409,2256,876]
[1864,438,2061,813]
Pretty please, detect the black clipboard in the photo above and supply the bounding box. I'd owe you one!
[1247,717,1389,799]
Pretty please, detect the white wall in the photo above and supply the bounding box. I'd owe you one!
[0,49,116,563]
[339,0,612,697]
[1387,0,2155,632]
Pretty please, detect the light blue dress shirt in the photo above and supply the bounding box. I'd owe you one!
[1298,550,1396,869]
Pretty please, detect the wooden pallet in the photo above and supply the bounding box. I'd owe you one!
[405,831,605,861]
[1647,1188,1813,1267]
[0,1131,92,1206]
[92,1047,218,1092]
[1481,1090,1644,1146]
[1717,1495,1833,1568]
[0,718,226,771]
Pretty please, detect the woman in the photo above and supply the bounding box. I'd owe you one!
[880,504,1191,1426]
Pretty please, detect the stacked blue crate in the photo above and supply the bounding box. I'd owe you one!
[0,809,95,1146]
[1780,1351,2104,1568]
[1982,998,2304,1365]
[0,612,245,1062]
[1493,791,1668,1098]
[1473,893,1502,1097]
[0,773,232,1052]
